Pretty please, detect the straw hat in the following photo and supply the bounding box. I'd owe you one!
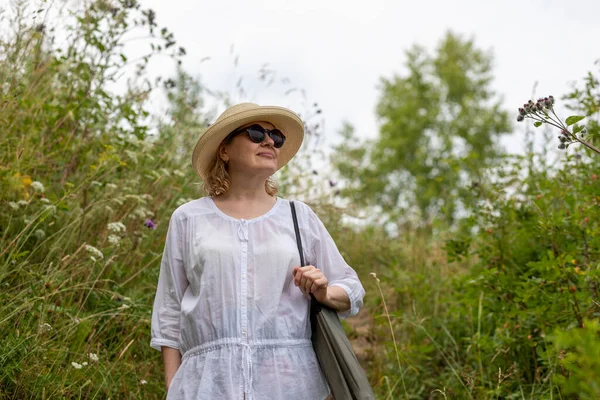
[192,102,304,180]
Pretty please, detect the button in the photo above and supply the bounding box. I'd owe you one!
[242,329,247,334]
[242,247,247,253]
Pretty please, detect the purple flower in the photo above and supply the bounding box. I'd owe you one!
[144,219,156,229]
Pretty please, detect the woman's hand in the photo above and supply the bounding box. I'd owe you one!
[292,265,328,303]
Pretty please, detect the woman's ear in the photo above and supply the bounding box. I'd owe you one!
[218,144,229,162]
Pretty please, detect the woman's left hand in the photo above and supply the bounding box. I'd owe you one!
[292,265,328,303]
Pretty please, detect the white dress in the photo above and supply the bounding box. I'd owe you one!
[150,196,365,400]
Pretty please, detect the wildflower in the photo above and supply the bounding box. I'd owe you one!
[72,362,83,369]
[125,150,138,165]
[107,222,126,234]
[518,107,526,116]
[120,304,130,310]
[40,198,51,204]
[8,202,19,210]
[144,219,156,229]
[106,183,118,191]
[17,200,29,207]
[43,204,57,215]
[31,181,45,193]
[82,361,88,366]
[34,229,46,240]
[84,245,104,260]
[516,114,524,122]
[88,353,99,362]
[90,256,97,263]
[39,323,53,333]
[22,176,32,187]
[140,379,148,385]
[108,234,121,246]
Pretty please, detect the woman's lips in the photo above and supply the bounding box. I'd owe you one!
[257,153,275,159]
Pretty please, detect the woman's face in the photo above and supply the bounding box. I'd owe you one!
[220,121,280,178]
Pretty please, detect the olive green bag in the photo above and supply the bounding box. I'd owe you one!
[290,202,375,400]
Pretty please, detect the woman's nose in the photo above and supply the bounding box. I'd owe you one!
[262,132,275,146]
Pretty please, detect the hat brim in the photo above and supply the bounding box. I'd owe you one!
[192,106,304,180]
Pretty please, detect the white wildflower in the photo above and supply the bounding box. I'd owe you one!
[90,256,97,262]
[39,323,52,333]
[8,202,19,210]
[88,353,99,362]
[107,234,121,246]
[71,362,83,369]
[82,361,88,366]
[159,168,171,177]
[134,207,152,219]
[104,205,114,214]
[34,229,46,240]
[31,181,45,193]
[140,379,148,385]
[124,194,144,203]
[125,133,140,146]
[84,245,104,260]
[43,204,57,215]
[111,197,124,206]
[17,200,29,207]
[140,194,153,202]
[91,181,102,187]
[176,197,194,207]
[119,304,130,310]
[40,198,51,204]
[107,222,126,234]
[124,150,138,165]
[106,183,118,191]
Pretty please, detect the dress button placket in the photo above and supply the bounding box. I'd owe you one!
[238,219,251,397]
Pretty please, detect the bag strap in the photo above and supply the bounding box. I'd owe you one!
[290,202,320,308]
[290,201,306,267]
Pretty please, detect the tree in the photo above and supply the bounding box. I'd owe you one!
[333,32,510,229]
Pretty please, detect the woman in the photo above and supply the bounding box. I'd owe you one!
[150,102,366,399]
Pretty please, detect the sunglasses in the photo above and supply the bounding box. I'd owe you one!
[225,124,286,149]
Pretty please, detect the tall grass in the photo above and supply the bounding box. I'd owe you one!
[2,1,600,399]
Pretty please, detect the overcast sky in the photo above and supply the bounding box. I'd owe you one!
[138,0,599,156]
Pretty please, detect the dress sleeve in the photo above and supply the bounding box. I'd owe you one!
[150,210,189,351]
[306,205,365,319]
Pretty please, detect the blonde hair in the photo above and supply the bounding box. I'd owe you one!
[202,143,278,197]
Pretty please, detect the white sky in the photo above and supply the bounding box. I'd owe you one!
[140,0,600,155]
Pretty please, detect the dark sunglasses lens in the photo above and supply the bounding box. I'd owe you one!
[270,129,285,148]
[246,126,266,143]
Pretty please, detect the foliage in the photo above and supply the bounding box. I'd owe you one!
[332,32,511,228]
[0,1,203,398]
